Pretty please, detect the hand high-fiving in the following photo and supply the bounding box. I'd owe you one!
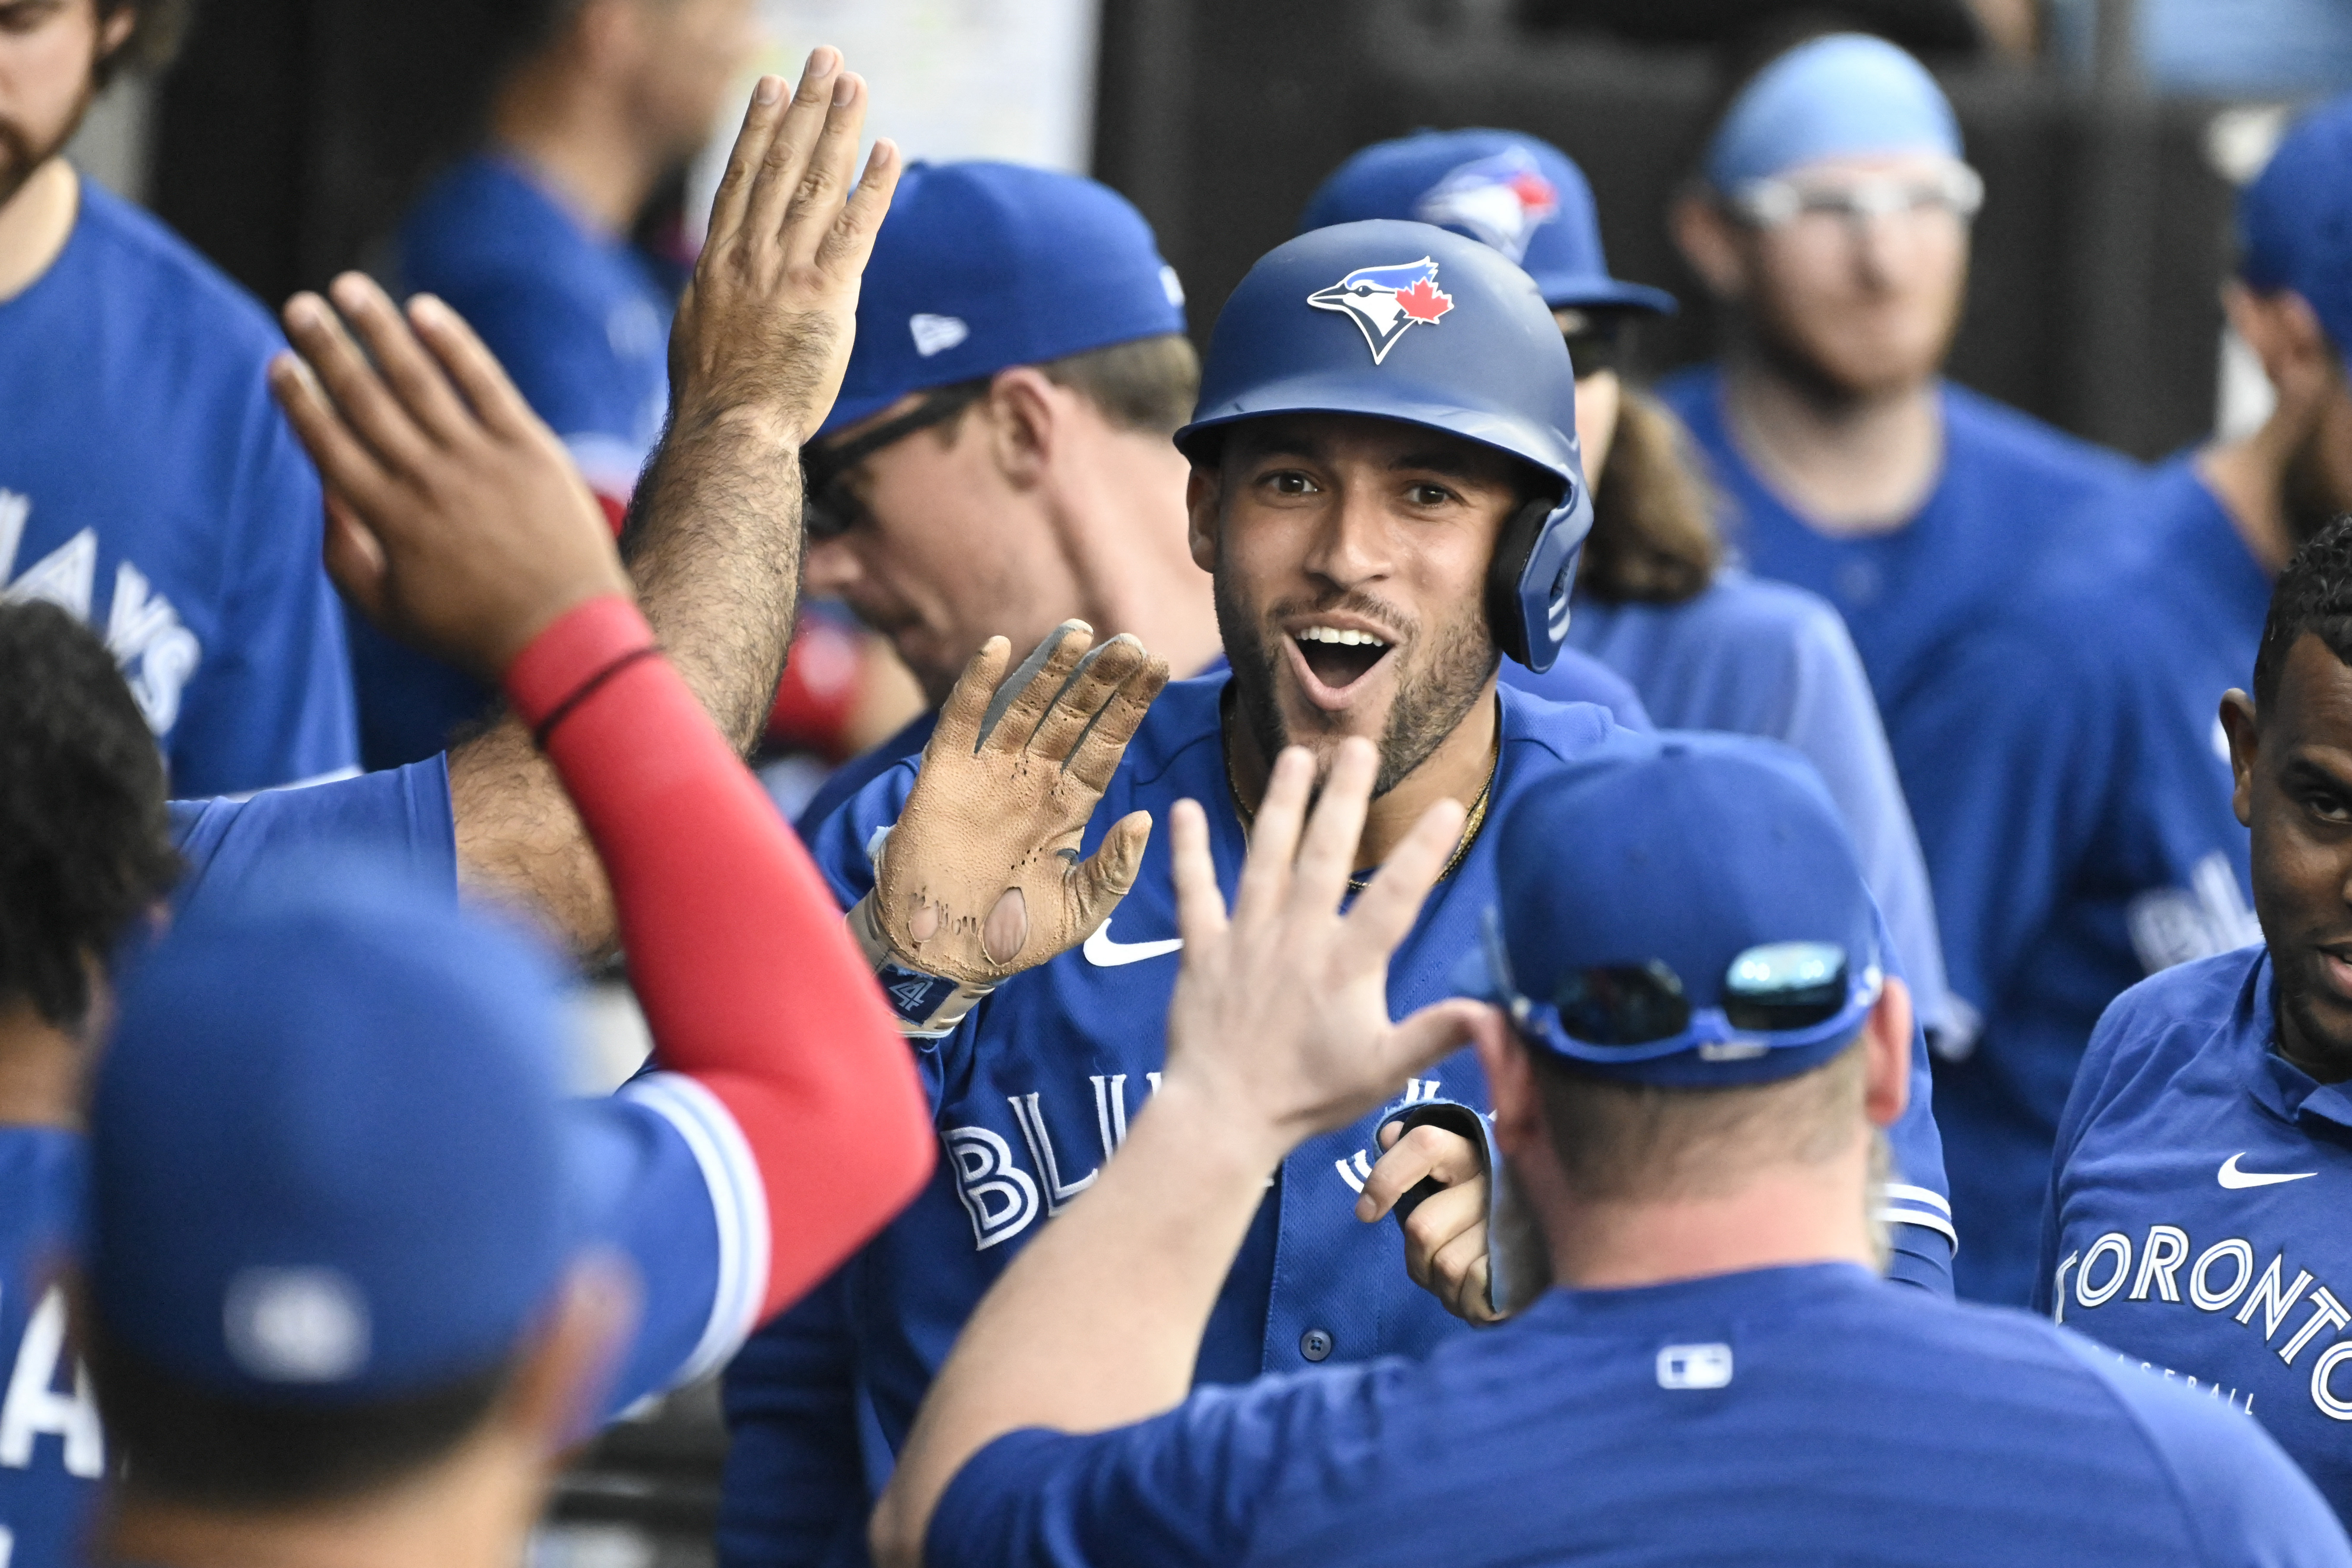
[869,622,1170,985]
[669,48,900,443]
[268,276,626,681]
[1159,738,1483,1166]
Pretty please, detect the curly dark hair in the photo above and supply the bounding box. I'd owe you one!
[1576,389,1723,605]
[2254,514,2352,716]
[0,601,182,1027]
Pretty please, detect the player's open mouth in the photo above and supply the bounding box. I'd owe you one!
[1290,624,1392,692]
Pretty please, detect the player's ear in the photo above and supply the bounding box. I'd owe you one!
[1186,465,1223,573]
[987,367,1056,488]
[1860,976,1913,1131]
[1468,1005,1542,1157]
[2221,689,2261,829]
[1669,191,1746,302]
[503,1251,641,1456]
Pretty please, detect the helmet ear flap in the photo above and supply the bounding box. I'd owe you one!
[1486,494,1554,668]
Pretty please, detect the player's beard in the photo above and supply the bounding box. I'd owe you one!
[1738,279,1961,413]
[0,59,99,216]
[1215,566,1499,799]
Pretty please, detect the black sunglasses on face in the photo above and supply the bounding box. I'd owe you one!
[801,379,992,541]
[1554,309,1638,379]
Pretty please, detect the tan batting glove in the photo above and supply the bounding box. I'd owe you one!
[846,622,1169,1031]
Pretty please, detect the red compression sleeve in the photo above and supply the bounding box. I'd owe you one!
[506,595,933,1318]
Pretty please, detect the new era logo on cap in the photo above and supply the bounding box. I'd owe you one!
[909,313,970,358]
[1306,258,1454,365]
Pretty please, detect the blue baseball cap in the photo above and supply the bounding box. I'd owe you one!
[818,161,1188,439]
[1705,33,1962,193]
[1460,731,1885,1088]
[1299,129,1675,316]
[2239,93,2352,357]
[92,863,577,1401]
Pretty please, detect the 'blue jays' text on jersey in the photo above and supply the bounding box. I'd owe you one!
[735,675,1955,1543]
[1657,366,2137,723]
[931,1263,2348,1568]
[1901,456,2266,1306]
[353,156,675,770]
[1568,568,1950,1045]
[0,178,356,798]
[2039,948,2352,1521]
[0,1129,97,1568]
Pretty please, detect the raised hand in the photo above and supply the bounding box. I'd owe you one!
[668,48,899,443]
[268,276,627,681]
[1159,737,1483,1163]
[862,622,1170,985]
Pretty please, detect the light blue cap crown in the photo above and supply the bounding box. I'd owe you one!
[1706,33,1962,192]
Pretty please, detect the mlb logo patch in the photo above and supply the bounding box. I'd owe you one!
[1415,147,1560,263]
[1307,257,1453,365]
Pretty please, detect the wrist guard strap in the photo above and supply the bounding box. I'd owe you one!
[846,893,995,1038]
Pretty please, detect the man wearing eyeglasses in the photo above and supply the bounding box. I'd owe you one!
[1663,32,2136,724]
[867,731,2341,1568]
[1915,96,2352,1316]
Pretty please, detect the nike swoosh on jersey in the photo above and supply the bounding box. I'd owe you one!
[1082,920,1183,967]
[2217,1152,2317,1189]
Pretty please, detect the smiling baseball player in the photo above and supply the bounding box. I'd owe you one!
[789,217,1958,1511]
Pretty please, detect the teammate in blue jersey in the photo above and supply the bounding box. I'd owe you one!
[1900,94,2352,1304]
[0,54,912,1563]
[721,165,1655,1568]
[353,0,758,769]
[1659,33,2134,725]
[1300,124,1951,1044]
[0,0,355,798]
[758,219,1957,1560]
[2038,518,2352,1520]
[869,731,2342,1568]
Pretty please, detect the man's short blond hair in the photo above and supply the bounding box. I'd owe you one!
[1532,1037,1867,1203]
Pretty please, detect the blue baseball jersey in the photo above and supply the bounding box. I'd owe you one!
[1657,366,2137,720]
[1900,456,2266,1305]
[2040,947,2352,1520]
[719,673,1956,1568]
[0,179,356,798]
[1568,569,1951,1043]
[353,156,674,770]
[0,1129,97,1568]
[0,767,764,1566]
[932,1263,2347,1568]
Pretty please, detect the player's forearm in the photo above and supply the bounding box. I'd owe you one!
[873,1080,1275,1568]
[449,405,808,957]
[623,402,807,754]
[505,594,933,1312]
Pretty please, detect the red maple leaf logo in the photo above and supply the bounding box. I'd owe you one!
[1396,277,1453,324]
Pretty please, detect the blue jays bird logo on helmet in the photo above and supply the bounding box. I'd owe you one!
[1413,147,1561,264]
[1307,257,1454,365]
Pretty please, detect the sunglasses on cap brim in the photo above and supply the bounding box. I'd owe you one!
[1477,908,1882,1066]
[801,379,991,541]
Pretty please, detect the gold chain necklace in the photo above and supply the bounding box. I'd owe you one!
[1223,725,1500,894]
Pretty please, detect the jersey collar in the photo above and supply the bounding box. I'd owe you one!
[2242,951,2352,1136]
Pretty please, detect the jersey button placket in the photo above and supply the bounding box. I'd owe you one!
[1300,1328,1334,1362]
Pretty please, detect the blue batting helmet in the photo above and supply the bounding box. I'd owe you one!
[1174,219,1591,672]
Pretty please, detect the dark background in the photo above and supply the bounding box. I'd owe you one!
[154,0,2244,463]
